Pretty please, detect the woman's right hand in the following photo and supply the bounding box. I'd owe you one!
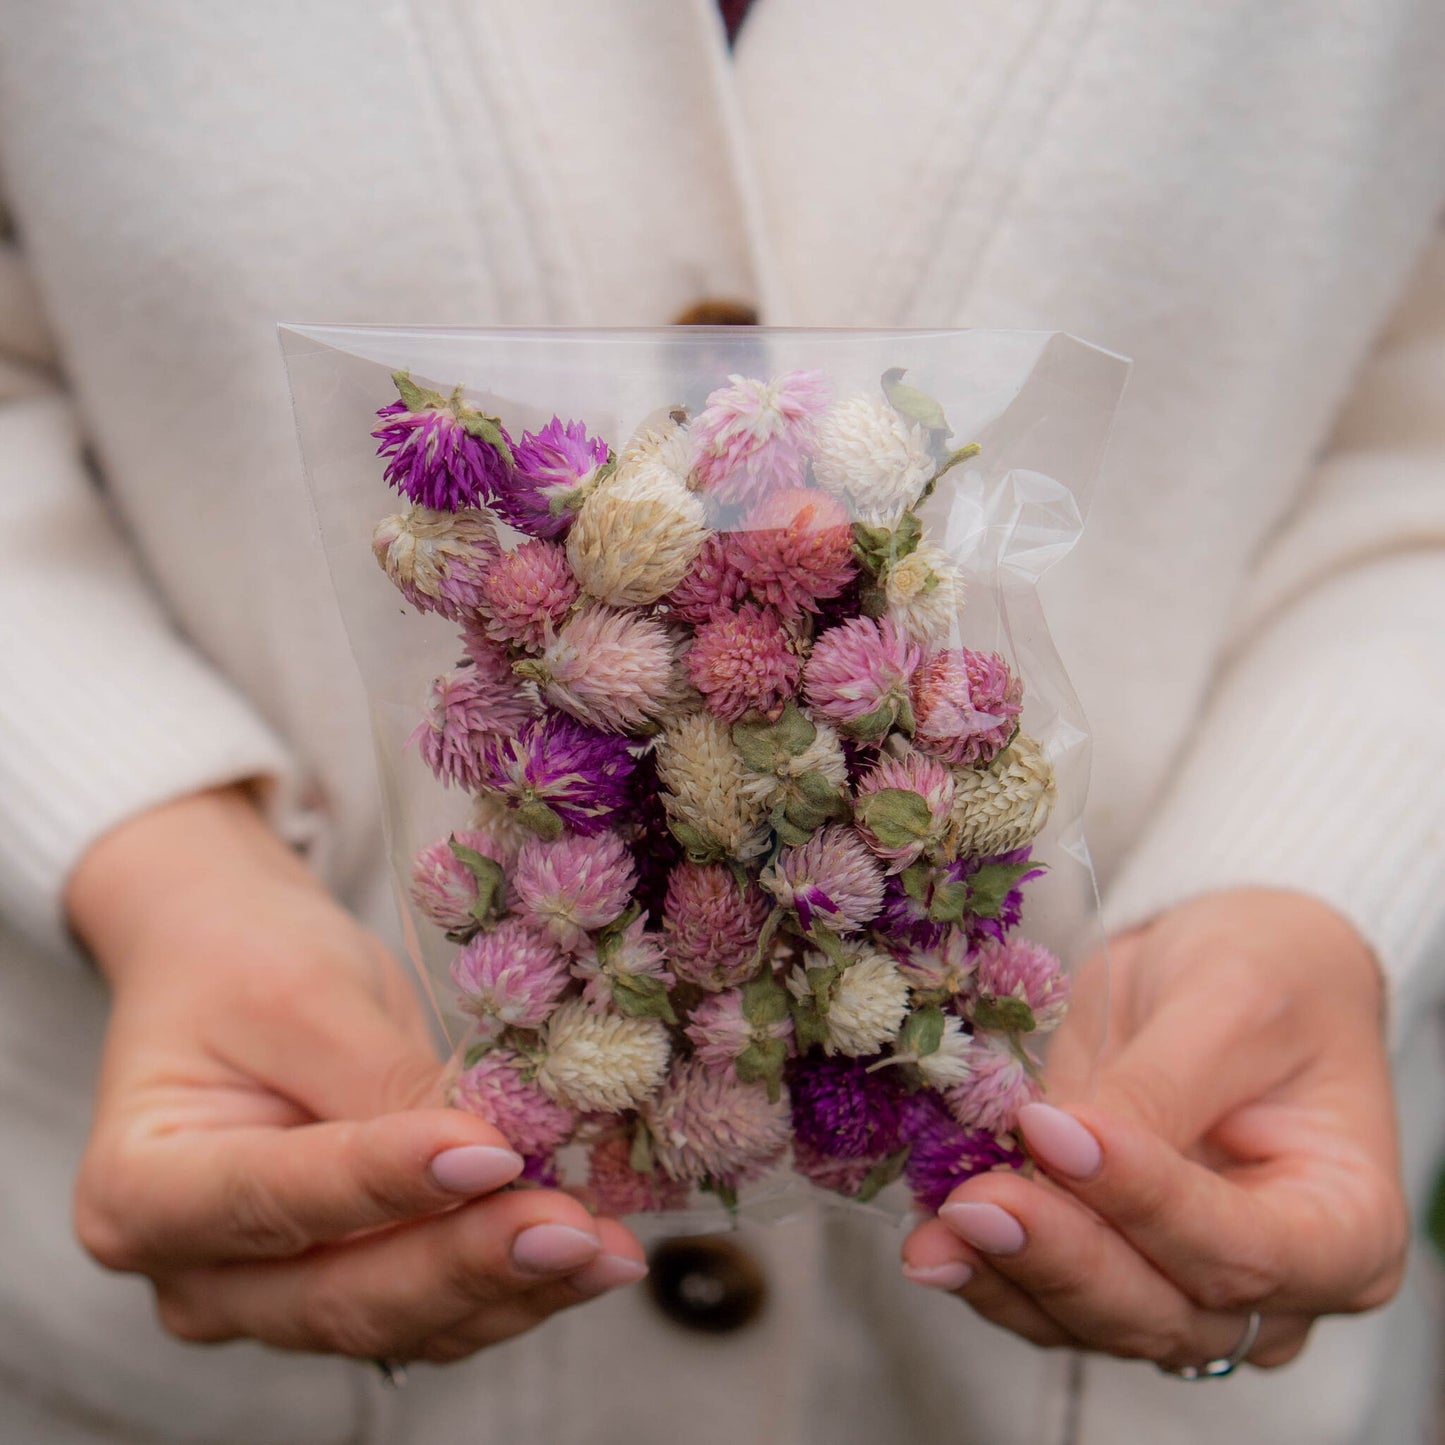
[66,785,646,1365]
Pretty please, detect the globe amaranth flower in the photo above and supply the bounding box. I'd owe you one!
[470,538,580,652]
[662,861,773,991]
[451,917,572,1032]
[894,927,976,997]
[572,914,675,1013]
[902,1092,1025,1213]
[536,998,671,1113]
[761,824,886,934]
[790,945,909,1056]
[451,1048,574,1157]
[566,458,708,606]
[491,416,609,539]
[803,616,921,742]
[853,748,957,873]
[511,830,636,952]
[688,370,832,506]
[786,1054,906,1160]
[883,541,963,645]
[685,603,801,723]
[521,604,688,735]
[971,936,1070,1032]
[642,1059,790,1186]
[876,850,1038,952]
[410,648,536,792]
[949,732,1056,859]
[911,648,1023,767]
[372,506,500,620]
[944,1032,1041,1135]
[585,1134,689,1215]
[730,487,857,620]
[790,1138,884,1198]
[373,375,513,512]
[665,532,751,625]
[811,393,935,525]
[685,988,794,1079]
[409,824,518,934]
[477,713,635,837]
[737,715,849,814]
[654,711,772,863]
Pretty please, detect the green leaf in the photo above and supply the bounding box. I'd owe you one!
[734,1036,789,1103]
[966,860,1041,918]
[515,800,564,841]
[843,699,899,743]
[771,803,815,848]
[462,1042,490,1069]
[860,585,888,618]
[807,927,849,972]
[732,702,817,774]
[855,1144,912,1204]
[897,1004,946,1058]
[701,1177,740,1213]
[612,973,678,1024]
[970,996,1038,1034]
[892,510,924,559]
[458,409,515,468]
[881,368,952,437]
[741,970,792,1027]
[927,879,972,923]
[795,769,844,810]
[391,369,444,413]
[900,861,933,903]
[447,837,507,925]
[668,818,725,863]
[790,995,832,1053]
[856,788,934,851]
[630,1121,655,1175]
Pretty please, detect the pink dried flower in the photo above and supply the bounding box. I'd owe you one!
[492,416,610,539]
[373,375,513,512]
[689,370,832,505]
[685,988,794,1078]
[971,937,1070,1032]
[643,1059,790,1186]
[803,617,922,742]
[853,749,957,872]
[911,649,1024,766]
[790,1138,882,1198]
[944,1033,1041,1135]
[451,1049,574,1156]
[663,862,773,991]
[572,914,675,1012]
[685,603,801,723]
[666,533,750,624]
[761,824,886,934]
[409,825,517,934]
[410,649,536,791]
[731,488,857,620]
[512,830,636,952]
[585,1134,690,1215]
[372,506,500,620]
[471,538,580,651]
[450,918,572,1032]
[895,928,977,996]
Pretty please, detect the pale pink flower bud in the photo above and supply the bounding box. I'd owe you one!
[911,648,1023,767]
[854,749,957,872]
[409,647,536,791]
[642,1059,790,1185]
[471,538,580,652]
[371,506,500,620]
[511,830,636,952]
[802,617,921,742]
[451,1049,574,1157]
[971,937,1070,1033]
[944,1032,1041,1135]
[662,862,773,991]
[761,824,886,934]
[451,918,572,1032]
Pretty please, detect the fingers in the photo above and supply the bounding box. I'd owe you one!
[153,1190,645,1359]
[77,1109,524,1270]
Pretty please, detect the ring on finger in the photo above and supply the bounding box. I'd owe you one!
[1157,1311,1262,1381]
[369,1356,408,1389]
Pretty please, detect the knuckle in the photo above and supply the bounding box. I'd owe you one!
[153,1284,230,1345]
[297,1275,396,1358]
[1190,1244,1283,1313]
[341,1125,421,1221]
[225,1169,311,1258]
[1115,1317,1191,1365]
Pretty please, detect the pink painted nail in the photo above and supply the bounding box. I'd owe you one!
[567,1253,650,1298]
[428,1145,524,1195]
[1018,1103,1102,1180]
[902,1261,974,1291]
[939,1202,1026,1256]
[511,1223,601,1276]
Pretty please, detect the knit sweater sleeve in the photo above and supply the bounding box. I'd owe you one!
[0,227,306,962]
[1102,230,1445,1035]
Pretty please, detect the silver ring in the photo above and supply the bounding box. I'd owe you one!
[369,1357,409,1389]
[1158,1311,1262,1381]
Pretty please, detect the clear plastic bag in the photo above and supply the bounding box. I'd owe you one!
[281,325,1128,1234]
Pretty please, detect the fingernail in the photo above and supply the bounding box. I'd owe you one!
[1018,1102,1102,1180]
[939,1202,1026,1256]
[428,1145,524,1195]
[567,1253,650,1298]
[902,1261,974,1291]
[511,1224,601,1276]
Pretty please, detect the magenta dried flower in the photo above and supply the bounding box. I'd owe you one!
[786,1054,906,1160]
[573,913,675,1013]
[372,506,500,620]
[586,1134,690,1215]
[373,373,513,512]
[410,649,536,791]
[493,416,609,539]
[511,830,636,952]
[878,849,1040,951]
[685,603,801,723]
[790,1139,883,1198]
[761,824,886,934]
[472,538,580,651]
[409,825,516,934]
[803,616,922,742]
[685,988,794,1079]
[666,533,751,624]
[731,488,857,620]
[944,1033,1041,1135]
[662,862,773,991]
[451,1048,574,1157]
[971,936,1070,1032]
[643,1059,790,1186]
[902,1093,1025,1213]
[477,713,635,837]
[451,917,571,1032]
[854,749,957,872]
[911,649,1024,767]
[689,370,832,506]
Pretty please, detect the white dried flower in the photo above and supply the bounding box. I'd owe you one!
[884,541,963,645]
[467,792,534,857]
[619,412,692,476]
[812,394,935,525]
[654,712,772,863]
[371,505,499,619]
[536,998,671,1113]
[738,716,849,812]
[790,946,910,1058]
[949,733,1057,858]
[915,1013,977,1087]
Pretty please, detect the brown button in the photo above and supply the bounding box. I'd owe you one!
[646,1235,768,1334]
[671,298,759,327]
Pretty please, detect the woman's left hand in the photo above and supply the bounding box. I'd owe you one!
[900,887,1410,1372]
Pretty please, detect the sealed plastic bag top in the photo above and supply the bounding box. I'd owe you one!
[281,325,1128,1232]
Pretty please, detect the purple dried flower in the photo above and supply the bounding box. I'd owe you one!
[943,1033,1041,1135]
[686,603,801,723]
[876,849,1040,951]
[471,538,580,652]
[666,533,751,625]
[373,375,513,512]
[761,824,886,934]
[685,988,794,1079]
[372,507,500,620]
[409,649,536,791]
[451,1048,574,1157]
[803,616,922,742]
[971,937,1070,1032]
[911,649,1024,767]
[519,1152,560,1188]
[493,416,609,539]
[511,830,636,952]
[662,862,773,991]
[901,1092,1025,1213]
[617,751,684,923]
[786,1054,906,1160]
[409,825,517,934]
[450,917,572,1031]
[643,1059,790,1186]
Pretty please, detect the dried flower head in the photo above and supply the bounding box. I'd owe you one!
[685,987,794,1078]
[654,711,772,863]
[786,1054,906,1160]
[812,393,935,524]
[902,1093,1024,1213]
[790,1138,883,1197]
[471,538,580,651]
[492,416,609,539]
[643,1059,790,1185]
[585,1134,690,1215]
[854,749,957,872]
[410,650,536,791]
[737,715,849,815]
[686,603,801,723]
[895,928,977,996]
[913,1012,982,1088]
[572,913,675,1013]
[619,412,692,476]
[372,506,500,620]
[536,998,671,1113]
[944,1033,1041,1135]
[883,541,963,645]
[877,850,1039,952]
[451,1048,574,1157]
[511,830,636,952]
[731,488,857,620]
[791,946,909,1056]
[662,861,773,991]
[911,648,1024,767]
[373,375,513,512]
[689,371,831,506]
[803,617,921,742]
[451,918,572,1032]
[971,937,1070,1033]
[665,532,752,624]
[761,824,886,934]
[949,733,1056,858]
[409,825,517,934]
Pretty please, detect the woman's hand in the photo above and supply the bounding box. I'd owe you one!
[67,786,645,1365]
[901,887,1409,1372]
